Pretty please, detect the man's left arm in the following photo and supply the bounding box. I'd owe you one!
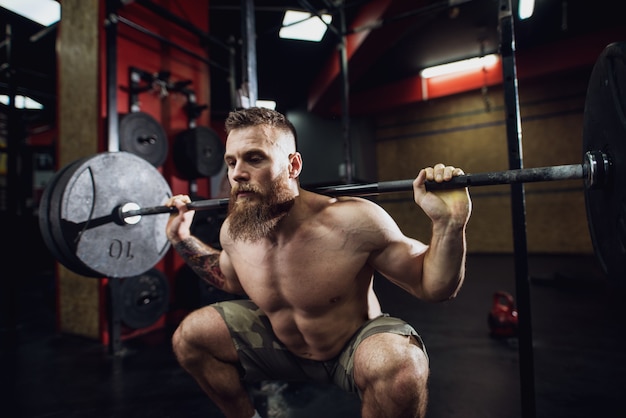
[368,164,471,302]
[413,164,472,301]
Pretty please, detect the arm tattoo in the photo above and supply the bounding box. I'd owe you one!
[174,238,226,289]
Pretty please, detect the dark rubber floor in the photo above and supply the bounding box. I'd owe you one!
[2,254,625,418]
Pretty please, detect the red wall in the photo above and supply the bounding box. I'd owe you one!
[96,0,222,341]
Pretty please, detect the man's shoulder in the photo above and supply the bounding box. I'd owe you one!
[305,192,388,223]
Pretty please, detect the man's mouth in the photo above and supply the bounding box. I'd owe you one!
[234,187,257,199]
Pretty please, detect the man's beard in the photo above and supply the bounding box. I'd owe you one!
[226,176,295,242]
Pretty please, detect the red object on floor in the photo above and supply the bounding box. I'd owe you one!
[487,291,519,338]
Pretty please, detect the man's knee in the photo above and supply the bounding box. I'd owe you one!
[171,306,238,368]
[353,333,429,417]
[171,321,191,367]
[171,311,202,370]
[354,333,429,392]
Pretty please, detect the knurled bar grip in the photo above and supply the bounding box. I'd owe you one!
[424,163,584,190]
[318,163,584,195]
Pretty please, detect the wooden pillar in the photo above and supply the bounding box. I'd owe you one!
[55,0,102,339]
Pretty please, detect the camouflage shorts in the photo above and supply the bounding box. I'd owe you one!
[211,299,427,397]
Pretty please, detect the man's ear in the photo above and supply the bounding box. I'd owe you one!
[288,152,303,178]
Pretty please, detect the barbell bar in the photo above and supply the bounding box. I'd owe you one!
[38,41,626,284]
[115,150,608,225]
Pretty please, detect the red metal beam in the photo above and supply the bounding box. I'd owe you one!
[347,27,626,115]
[307,0,431,115]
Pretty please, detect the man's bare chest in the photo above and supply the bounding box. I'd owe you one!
[225,233,372,310]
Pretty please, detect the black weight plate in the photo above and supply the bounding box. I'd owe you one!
[583,41,626,285]
[39,159,75,268]
[120,268,169,329]
[173,126,225,179]
[50,151,172,278]
[46,157,102,277]
[39,158,97,276]
[119,112,168,167]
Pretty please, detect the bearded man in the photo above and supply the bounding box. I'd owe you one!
[165,107,472,418]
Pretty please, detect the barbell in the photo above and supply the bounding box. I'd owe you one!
[38,41,626,284]
[114,149,606,220]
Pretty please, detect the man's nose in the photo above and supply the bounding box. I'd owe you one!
[230,162,249,182]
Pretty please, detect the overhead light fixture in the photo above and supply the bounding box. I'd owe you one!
[420,54,500,79]
[0,0,60,26]
[0,94,44,109]
[279,10,332,42]
[518,0,535,20]
[256,100,276,110]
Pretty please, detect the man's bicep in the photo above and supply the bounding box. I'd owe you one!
[365,202,428,279]
[369,237,428,297]
[217,250,245,294]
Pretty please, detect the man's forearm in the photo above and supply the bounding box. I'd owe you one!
[174,237,226,290]
[422,224,467,301]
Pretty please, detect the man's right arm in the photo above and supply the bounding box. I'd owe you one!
[174,237,224,288]
[165,195,245,295]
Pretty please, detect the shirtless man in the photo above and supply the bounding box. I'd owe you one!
[165,107,472,418]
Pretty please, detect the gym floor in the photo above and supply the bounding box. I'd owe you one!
[2,253,625,418]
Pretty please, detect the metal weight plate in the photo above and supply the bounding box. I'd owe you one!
[120,268,170,329]
[47,151,172,278]
[39,157,100,277]
[39,158,77,270]
[173,126,225,179]
[119,112,168,167]
[48,157,106,277]
[583,41,626,285]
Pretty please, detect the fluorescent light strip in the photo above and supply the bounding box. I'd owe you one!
[279,10,332,42]
[0,94,44,109]
[518,0,535,20]
[0,0,61,26]
[420,54,499,79]
[256,100,276,110]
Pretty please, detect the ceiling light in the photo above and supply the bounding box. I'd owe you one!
[0,0,60,26]
[256,100,276,110]
[279,10,332,42]
[518,0,535,20]
[420,54,499,79]
[0,94,44,109]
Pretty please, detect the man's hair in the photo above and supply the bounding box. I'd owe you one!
[225,107,298,148]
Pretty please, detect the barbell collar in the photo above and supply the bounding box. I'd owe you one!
[583,150,610,189]
[118,196,230,224]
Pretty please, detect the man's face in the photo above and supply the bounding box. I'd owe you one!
[223,125,296,241]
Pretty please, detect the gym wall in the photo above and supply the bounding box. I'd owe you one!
[287,108,378,187]
[374,67,594,254]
